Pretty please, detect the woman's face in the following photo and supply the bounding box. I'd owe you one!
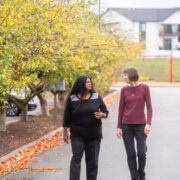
[123,73,130,83]
[85,78,92,92]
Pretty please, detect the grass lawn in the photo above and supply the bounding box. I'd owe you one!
[120,58,180,82]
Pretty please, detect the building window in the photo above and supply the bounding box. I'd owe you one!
[178,25,180,32]
[164,39,172,50]
[178,25,180,42]
[178,36,180,42]
[139,23,146,42]
[164,24,172,33]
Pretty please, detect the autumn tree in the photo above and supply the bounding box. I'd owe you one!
[0,0,142,125]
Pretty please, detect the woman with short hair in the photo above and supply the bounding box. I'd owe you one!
[63,75,109,180]
[117,67,152,180]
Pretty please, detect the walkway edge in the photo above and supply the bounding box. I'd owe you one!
[104,90,120,107]
[0,127,62,162]
[0,90,120,163]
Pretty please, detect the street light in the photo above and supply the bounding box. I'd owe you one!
[98,0,101,29]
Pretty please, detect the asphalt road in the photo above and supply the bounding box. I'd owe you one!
[2,87,180,180]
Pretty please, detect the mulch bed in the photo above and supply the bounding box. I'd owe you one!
[0,91,114,158]
[0,109,63,158]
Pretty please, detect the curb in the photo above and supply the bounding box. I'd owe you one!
[0,129,63,176]
[1,90,120,162]
[0,128,62,163]
[103,90,119,106]
[0,90,120,176]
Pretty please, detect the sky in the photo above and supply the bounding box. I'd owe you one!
[92,0,180,13]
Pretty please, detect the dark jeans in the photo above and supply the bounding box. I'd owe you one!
[70,136,101,180]
[122,124,147,180]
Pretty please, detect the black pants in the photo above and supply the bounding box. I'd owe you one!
[122,124,147,180]
[70,136,101,180]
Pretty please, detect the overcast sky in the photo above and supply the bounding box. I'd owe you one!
[92,0,180,13]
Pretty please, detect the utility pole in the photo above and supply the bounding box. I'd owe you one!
[98,0,101,29]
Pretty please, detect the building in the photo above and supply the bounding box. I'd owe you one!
[102,8,180,57]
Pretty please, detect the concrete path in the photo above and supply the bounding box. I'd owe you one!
[2,87,180,180]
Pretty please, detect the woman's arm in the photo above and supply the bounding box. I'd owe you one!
[144,85,152,135]
[117,88,125,139]
[63,97,72,143]
[63,97,72,127]
[99,95,109,118]
[117,88,125,129]
[94,94,109,119]
[145,85,152,125]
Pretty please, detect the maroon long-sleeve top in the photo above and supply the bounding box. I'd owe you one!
[117,83,152,129]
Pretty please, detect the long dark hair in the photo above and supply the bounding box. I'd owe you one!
[63,75,95,121]
[70,75,95,97]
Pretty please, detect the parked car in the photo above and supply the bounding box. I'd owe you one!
[6,90,38,116]
[6,99,37,117]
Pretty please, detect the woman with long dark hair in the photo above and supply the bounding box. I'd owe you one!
[117,67,152,180]
[63,75,108,180]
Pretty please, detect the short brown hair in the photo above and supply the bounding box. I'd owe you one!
[123,67,139,82]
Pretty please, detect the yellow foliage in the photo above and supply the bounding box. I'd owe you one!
[0,0,142,96]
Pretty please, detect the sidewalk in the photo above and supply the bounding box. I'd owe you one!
[0,90,120,176]
[2,87,180,180]
[2,82,180,180]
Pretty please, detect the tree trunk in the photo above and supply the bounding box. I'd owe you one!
[54,93,57,122]
[58,91,68,109]
[0,107,6,131]
[20,105,28,122]
[37,93,50,116]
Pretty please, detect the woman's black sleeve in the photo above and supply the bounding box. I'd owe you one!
[63,97,72,127]
[99,95,109,118]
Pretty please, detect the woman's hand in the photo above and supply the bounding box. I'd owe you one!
[64,135,69,144]
[144,124,151,134]
[63,127,70,143]
[94,109,103,119]
[117,128,122,139]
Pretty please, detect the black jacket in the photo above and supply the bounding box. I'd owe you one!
[63,93,108,140]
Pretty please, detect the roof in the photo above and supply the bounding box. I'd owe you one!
[107,8,180,22]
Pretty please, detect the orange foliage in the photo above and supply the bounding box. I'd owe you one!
[0,130,63,175]
[0,92,119,176]
[104,92,119,107]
